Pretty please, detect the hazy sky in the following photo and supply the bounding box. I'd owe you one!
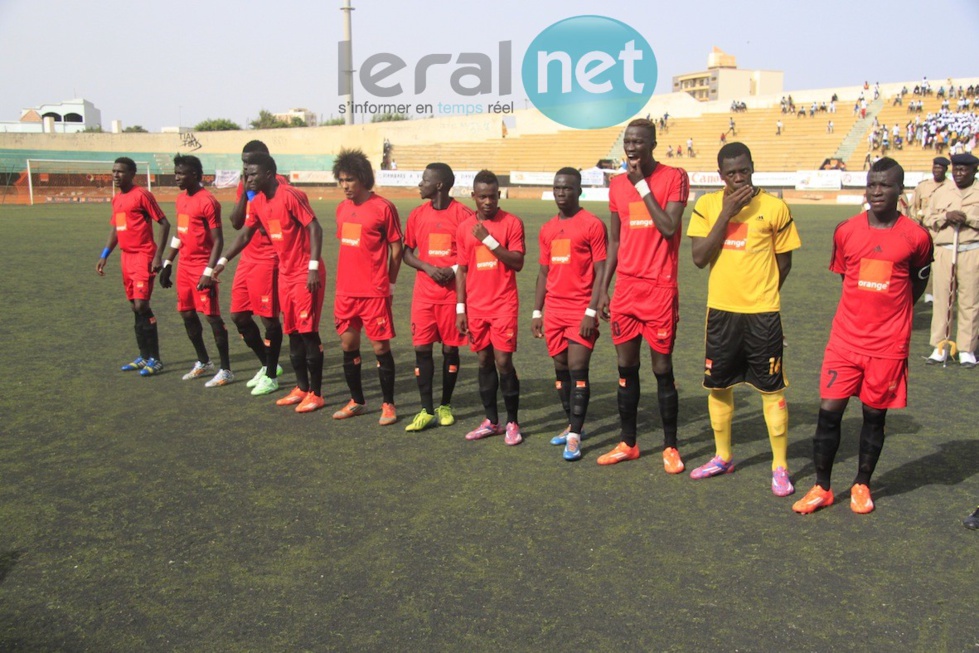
[2,0,977,131]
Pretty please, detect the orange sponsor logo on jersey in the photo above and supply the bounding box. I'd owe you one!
[177,213,190,234]
[722,222,749,250]
[300,310,309,319]
[627,202,654,229]
[268,219,283,241]
[260,295,270,305]
[475,245,498,270]
[115,213,127,231]
[428,233,452,257]
[550,238,572,265]
[857,258,893,292]
[341,222,362,247]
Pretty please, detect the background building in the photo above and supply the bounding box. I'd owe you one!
[0,98,102,133]
[673,48,783,102]
[273,108,317,127]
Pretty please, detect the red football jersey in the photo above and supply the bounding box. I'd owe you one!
[175,188,222,265]
[608,164,689,285]
[246,185,319,277]
[827,212,933,359]
[457,209,525,318]
[335,193,403,298]
[236,175,288,265]
[404,199,473,304]
[538,209,607,314]
[110,186,167,256]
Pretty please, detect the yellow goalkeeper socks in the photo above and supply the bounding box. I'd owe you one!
[708,388,734,462]
[762,390,789,470]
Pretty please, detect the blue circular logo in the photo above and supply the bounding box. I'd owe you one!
[522,15,657,130]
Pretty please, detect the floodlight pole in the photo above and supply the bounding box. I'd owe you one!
[341,0,355,126]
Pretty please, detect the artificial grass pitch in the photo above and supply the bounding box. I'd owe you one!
[0,199,976,652]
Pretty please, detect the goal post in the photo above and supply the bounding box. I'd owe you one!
[23,159,152,206]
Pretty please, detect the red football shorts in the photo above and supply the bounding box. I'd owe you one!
[411,300,466,347]
[334,295,396,341]
[544,311,598,357]
[230,257,278,318]
[120,251,155,301]
[820,343,908,410]
[609,279,678,353]
[468,314,518,353]
[176,263,220,316]
[280,269,325,334]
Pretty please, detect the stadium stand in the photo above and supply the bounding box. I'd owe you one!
[3,79,977,204]
[390,126,623,172]
[851,95,978,171]
[642,105,860,172]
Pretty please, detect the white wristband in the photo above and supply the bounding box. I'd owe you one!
[389,282,396,295]
[532,309,543,319]
[308,259,319,271]
[170,236,182,249]
[162,259,172,269]
[634,179,651,197]
[585,307,597,318]
[456,302,466,315]
[217,257,228,267]
[203,267,214,277]
[451,264,459,274]
[482,234,501,250]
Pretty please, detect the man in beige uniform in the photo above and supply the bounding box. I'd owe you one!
[924,152,979,368]
[911,157,950,303]
[911,157,950,223]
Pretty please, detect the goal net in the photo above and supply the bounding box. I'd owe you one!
[21,159,153,205]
